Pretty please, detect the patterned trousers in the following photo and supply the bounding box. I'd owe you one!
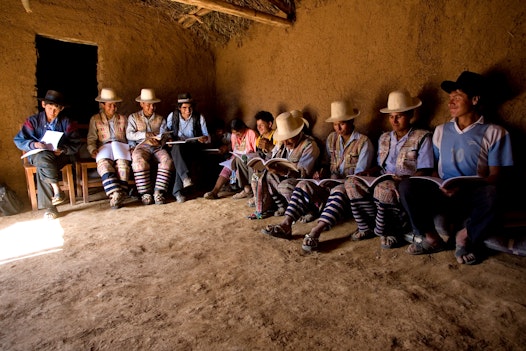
[131,145,174,195]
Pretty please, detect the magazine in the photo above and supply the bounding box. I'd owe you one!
[21,130,64,158]
[296,178,345,187]
[346,173,394,187]
[137,131,172,147]
[218,152,258,170]
[410,175,484,188]
[165,136,202,145]
[246,157,298,173]
[95,141,131,161]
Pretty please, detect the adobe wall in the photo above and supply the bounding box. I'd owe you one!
[1,0,525,206]
[0,0,215,199]
[215,0,526,171]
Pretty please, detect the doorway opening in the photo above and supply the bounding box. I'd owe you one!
[35,35,98,125]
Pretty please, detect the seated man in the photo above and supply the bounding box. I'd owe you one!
[126,88,174,206]
[345,89,433,250]
[249,110,320,219]
[87,88,131,209]
[166,93,211,203]
[14,89,81,219]
[399,71,514,265]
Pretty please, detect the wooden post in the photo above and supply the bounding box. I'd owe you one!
[170,0,293,27]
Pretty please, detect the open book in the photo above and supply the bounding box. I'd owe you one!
[218,152,258,170]
[346,173,394,187]
[296,178,345,187]
[410,175,484,188]
[166,136,202,145]
[137,131,172,147]
[96,141,131,161]
[247,157,298,173]
[21,130,64,158]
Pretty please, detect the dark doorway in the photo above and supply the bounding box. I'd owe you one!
[36,35,98,125]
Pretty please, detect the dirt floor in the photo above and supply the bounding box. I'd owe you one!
[1,191,526,351]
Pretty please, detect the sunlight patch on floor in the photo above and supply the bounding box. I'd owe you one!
[0,219,64,265]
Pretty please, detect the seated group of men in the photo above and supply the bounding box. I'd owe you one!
[14,71,514,266]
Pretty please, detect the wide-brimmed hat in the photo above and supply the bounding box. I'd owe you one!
[95,88,122,103]
[38,90,67,106]
[273,110,308,141]
[440,71,485,97]
[380,90,422,113]
[135,88,161,103]
[177,93,193,104]
[325,101,360,122]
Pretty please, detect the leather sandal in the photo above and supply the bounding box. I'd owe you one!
[406,239,445,255]
[350,229,374,241]
[380,235,398,249]
[302,234,319,252]
[261,224,292,239]
[204,191,218,200]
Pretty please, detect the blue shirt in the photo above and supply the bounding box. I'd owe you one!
[433,117,513,179]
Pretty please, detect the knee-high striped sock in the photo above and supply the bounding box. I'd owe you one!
[101,172,120,196]
[285,187,312,222]
[134,170,151,195]
[319,188,348,228]
[350,198,376,232]
[155,168,172,193]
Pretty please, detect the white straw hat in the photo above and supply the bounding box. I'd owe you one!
[325,101,360,123]
[95,88,122,103]
[135,88,161,103]
[380,90,421,113]
[273,110,308,141]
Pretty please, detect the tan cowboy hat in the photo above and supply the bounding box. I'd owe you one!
[325,101,360,123]
[135,88,161,103]
[380,90,422,113]
[95,88,122,103]
[273,110,308,141]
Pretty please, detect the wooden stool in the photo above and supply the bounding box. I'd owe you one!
[23,158,76,211]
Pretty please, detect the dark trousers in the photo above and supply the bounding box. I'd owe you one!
[399,178,498,246]
[30,151,71,210]
[170,143,205,196]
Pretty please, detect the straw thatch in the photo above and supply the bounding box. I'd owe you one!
[139,0,297,47]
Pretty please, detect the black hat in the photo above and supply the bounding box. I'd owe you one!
[441,71,486,97]
[38,90,67,106]
[177,93,193,104]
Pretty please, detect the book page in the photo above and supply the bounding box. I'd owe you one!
[41,130,63,150]
[219,158,233,170]
[20,148,45,159]
[347,173,393,187]
[265,158,298,172]
[95,143,114,161]
[410,175,483,188]
[297,178,345,187]
[247,157,266,172]
[110,141,131,161]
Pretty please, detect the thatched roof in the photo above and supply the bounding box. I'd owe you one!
[139,0,297,46]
